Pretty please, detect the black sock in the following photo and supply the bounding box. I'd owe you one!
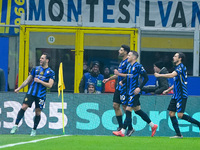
[33,115,41,130]
[135,110,151,124]
[123,110,132,130]
[170,116,181,136]
[116,116,123,128]
[182,114,200,127]
[15,109,25,125]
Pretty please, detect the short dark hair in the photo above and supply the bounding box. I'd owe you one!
[130,51,139,59]
[43,53,50,62]
[121,45,130,53]
[177,52,185,62]
[154,61,164,69]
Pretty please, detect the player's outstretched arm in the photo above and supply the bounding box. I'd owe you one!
[154,71,177,78]
[15,75,33,93]
[114,69,127,77]
[103,75,117,83]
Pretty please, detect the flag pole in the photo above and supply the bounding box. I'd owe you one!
[58,62,66,135]
[61,84,65,135]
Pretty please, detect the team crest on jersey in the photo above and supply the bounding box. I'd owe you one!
[132,67,135,71]
[47,70,49,74]
[40,71,44,75]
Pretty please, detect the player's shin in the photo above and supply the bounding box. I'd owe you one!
[33,115,41,130]
[15,109,25,125]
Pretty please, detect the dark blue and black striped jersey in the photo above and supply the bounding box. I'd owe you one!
[116,58,129,94]
[172,63,188,99]
[126,62,146,96]
[27,66,55,99]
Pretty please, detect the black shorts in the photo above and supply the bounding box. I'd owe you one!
[127,94,140,107]
[23,94,45,110]
[167,98,187,113]
[113,89,128,105]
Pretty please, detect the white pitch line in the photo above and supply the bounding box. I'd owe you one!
[0,135,70,149]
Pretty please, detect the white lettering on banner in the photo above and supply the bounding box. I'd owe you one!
[24,103,47,129]
[1,101,200,133]
[26,0,200,28]
[49,102,68,129]
[1,101,67,130]
[3,101,22,128]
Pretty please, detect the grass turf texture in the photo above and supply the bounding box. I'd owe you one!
[0,135,200,150]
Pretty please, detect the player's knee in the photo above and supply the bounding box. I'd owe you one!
[21,104,28,111]
[177,113,183,119]
[113,103,120,110]
[168,111,175,117]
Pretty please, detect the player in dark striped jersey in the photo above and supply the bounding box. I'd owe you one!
[155,52,200,138]
[113,51,158,137]
[10,53,55,136]
[103,45,134,136]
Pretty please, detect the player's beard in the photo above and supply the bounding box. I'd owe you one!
[118,52,125,57]
[173,60,178,66]
[40,61,46,67]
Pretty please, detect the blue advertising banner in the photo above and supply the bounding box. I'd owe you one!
[0,37,9,91]
[0,0,26,35]
[1,93,200,137]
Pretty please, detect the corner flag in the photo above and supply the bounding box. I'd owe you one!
[58,62,66,135]
[58,62,65,97]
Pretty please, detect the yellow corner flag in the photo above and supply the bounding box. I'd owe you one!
[58,62,65,97]
[58,62,66,135]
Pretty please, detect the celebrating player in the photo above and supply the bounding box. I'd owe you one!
[103,45,135,136]
[154,52,200,138]
[113,51,158,137]
[10,53,55,136]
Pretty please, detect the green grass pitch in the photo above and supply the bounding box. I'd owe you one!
[0,135,200,150]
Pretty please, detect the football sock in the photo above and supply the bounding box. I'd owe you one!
[127,111,133,130]
[182,114,200,126]
[149,122,155,128]
[170,116,181,136]
[123,110,132,130]
[121,128,126,134]
[116,115,123,128]
[15,109,25,125]
[33,115,41,130]
[135,110,151,124]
